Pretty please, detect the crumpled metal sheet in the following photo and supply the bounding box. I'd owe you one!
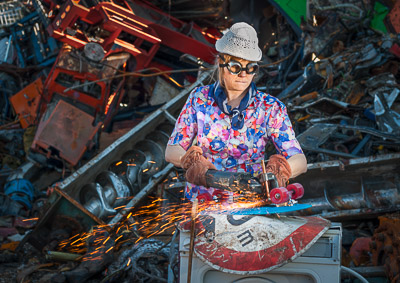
[370,213,400,282]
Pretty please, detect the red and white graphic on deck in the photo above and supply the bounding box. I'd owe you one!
[194,215,330,275]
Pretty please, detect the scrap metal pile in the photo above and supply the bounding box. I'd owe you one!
[0,0,399,282]
[0,0,218,281]
[263,1,400,281]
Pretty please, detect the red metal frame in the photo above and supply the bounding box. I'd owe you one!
[42,44,129,117]
[46,0,219,70]
[131,0,219,63]
[47,0,161,71]
[44,66,107,112]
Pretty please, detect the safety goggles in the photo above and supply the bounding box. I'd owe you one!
[219,59,259,75]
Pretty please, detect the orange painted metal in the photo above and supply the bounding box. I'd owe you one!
[31,99,102,166]
[9,77,43,128]
[387,0,400,34]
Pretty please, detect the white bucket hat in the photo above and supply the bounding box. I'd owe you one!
[215,22,262,62]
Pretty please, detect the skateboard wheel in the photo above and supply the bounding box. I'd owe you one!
[270,187,290,204]
[287,183,304,200]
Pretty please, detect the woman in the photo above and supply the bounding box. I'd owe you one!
[165,22,307,201]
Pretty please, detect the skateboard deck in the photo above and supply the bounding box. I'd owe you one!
[200,203,312,215]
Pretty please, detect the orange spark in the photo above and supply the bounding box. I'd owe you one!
[22,218,38,221]
[70,238,82,246]
[105,92,117,115]
[114,205,126,210]
[103,236,110,245]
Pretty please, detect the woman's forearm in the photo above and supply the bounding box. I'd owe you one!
[287,153,307,178]
[165,144,187,167]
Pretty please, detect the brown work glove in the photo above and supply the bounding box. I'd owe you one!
[180,146,203,170]
[181,146,216,187]
[265,154,292,187]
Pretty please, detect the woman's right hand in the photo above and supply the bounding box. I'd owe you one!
[181,146,216,187]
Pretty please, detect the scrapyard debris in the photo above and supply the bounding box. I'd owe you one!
[277,31,400,163]
[104,238,176,283]
[370,213,400,283]
[24,71,212,252]
[0,0,219,171]
[10,72,209,281]
[0,1,28,28]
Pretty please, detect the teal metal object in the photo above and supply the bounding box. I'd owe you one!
[4,179,35,210]
[9,11,58,68]
[201,203,312,215]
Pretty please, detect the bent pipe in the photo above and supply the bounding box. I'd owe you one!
[295,187,400,218]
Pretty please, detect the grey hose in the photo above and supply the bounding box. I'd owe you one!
[341,266,369,283]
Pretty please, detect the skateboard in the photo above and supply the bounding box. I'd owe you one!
[200,203,312,215]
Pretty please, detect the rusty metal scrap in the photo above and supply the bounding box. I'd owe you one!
[283,32,400,163]
[104,238,173,283]
[370,213,400,283]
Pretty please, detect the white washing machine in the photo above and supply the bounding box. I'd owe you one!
[179,223,341,283]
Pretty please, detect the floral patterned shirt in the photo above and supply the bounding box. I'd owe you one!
[168,85,303,200]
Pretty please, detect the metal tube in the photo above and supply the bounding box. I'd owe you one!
[46,251,81,261]
[299,188,400,215]
[261,161,270,199]
[346,266,386,277]
[4,35,12,62]
[187,198,198,283]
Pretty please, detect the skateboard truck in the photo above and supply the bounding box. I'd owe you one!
[204,169,304,205]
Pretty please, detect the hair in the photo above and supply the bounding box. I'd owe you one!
[214,54,256,88]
